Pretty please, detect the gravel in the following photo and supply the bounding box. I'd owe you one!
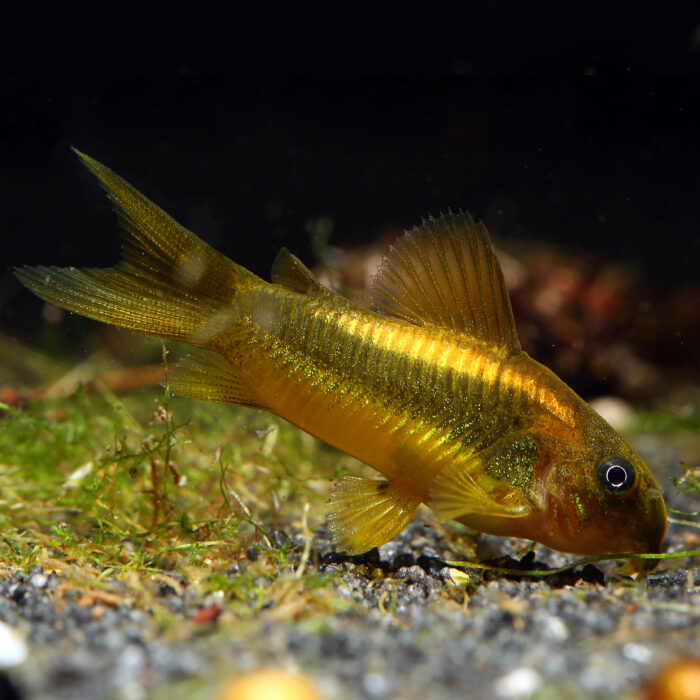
[0,516,698,700]
[1,443,699,699]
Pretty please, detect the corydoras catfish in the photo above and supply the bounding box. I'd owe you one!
[15,151,667,557]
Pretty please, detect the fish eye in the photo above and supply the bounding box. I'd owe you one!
[597,456,635,494]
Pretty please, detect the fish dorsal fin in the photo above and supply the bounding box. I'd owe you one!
[370,212,521,355]
[271,248,327,295]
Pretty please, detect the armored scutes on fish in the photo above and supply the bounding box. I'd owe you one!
[15,150,667,556]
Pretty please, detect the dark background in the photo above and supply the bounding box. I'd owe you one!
[1,76,699,369]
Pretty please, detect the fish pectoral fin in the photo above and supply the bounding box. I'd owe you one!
[327,476,420,554]
[169,350,268,409]
[429,462,532,522]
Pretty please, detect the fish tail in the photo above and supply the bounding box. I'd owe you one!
[15,149,263,346]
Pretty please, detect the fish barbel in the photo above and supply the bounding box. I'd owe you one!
[15,150,667,556]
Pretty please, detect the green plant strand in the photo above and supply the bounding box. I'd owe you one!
[444,549,700,578]
[668,517,700,529]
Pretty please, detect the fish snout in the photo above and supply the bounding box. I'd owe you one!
[645,488,667,553]
[618,489,667,573]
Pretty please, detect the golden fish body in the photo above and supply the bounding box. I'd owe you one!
[16,151,667,556]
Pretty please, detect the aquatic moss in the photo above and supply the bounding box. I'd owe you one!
[0,337,362,615]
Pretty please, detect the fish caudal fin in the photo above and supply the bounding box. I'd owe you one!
[327,476,420,554]
[14,149,262,346]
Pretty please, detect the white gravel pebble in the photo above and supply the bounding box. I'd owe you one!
[541,614,569,641]
[363,671,391,697]
[0,621,28,668]
[623,643,653,664]
[494,667,542,698]
[29,572,48,589]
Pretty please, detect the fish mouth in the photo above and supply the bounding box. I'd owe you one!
[625,555,661,575]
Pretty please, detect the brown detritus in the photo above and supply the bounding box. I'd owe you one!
[0,385,28,411]
[150,573,184,596]
[33,363,165,401]
[76,589,122,608]
[192,602,223,625]
[683,532,699,547]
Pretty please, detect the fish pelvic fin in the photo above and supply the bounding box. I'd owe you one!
[327,476,420,554]
[15,150,263,346]
[370,211,521,356]
[169,350,268,409]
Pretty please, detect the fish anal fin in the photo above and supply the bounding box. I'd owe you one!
[370,211,521,355]
[271,248,328,295]
[170,350,267,409]
[429,458,532,523]
[327,476,420,554]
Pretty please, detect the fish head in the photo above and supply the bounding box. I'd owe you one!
[538,416,667,556]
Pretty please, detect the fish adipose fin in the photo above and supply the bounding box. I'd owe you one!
[370,211,521,356]
[429,458,532,522]
[271,248,330,296]
[14,149,262,346]
[170,350,268,409]
[327,476,420,554]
